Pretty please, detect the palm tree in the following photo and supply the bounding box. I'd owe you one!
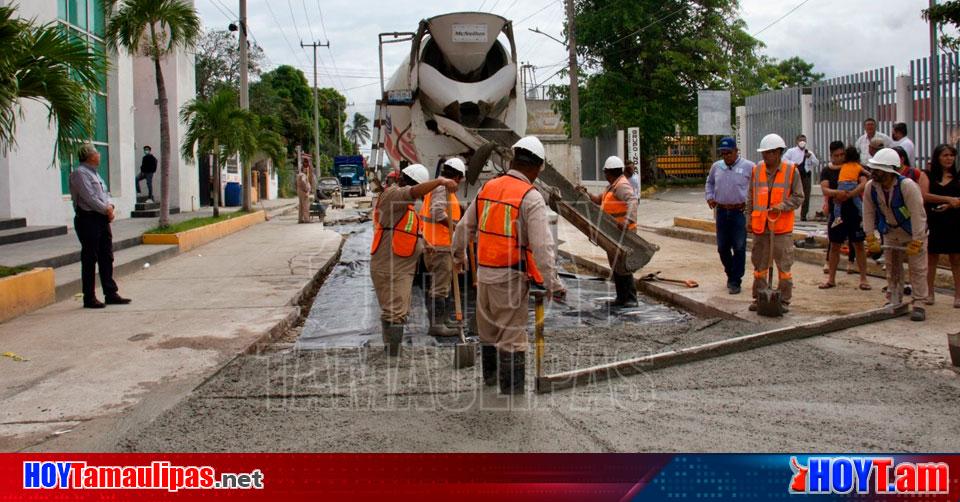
[104,0,200,228]
[0,5,104,161]
[345,112,370,154]
[180,89,249,217]
[235,113,286,211]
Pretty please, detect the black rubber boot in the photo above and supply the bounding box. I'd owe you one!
[605,276,625,308]
[498,350,525,395]
[618,274,639,308]
[382,321,403,357]
[427,298,458,337]
[481,345,498,386]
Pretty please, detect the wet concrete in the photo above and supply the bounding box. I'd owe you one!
[297,225,689,350]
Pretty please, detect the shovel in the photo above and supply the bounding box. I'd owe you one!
[530,289,547,387]
[756,228,784,317]
[449,219,476,369]
[640,271,699,288]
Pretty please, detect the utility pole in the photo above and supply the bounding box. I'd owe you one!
[301,40,329,189]
[930,0,941,145]
[565,0,581,149]
[332,100,355,154]
[239,0,251,210]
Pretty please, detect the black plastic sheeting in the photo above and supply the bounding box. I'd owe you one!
[296,224,689,350]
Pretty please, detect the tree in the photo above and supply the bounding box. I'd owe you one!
[925,1,960,51]
[345,113,370,154]
[105,0,200,228]
[235,112,285,211]
[180,88,248,217]
[250,65,317,156]
[318,87,349,161]
[553,0,762,182]
[0,5,105,161]
[194,28,265,100]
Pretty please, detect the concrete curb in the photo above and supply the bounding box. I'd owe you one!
[142,211,267,252]
[0,268,55,323]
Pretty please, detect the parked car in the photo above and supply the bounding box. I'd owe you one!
[316,176,341,199]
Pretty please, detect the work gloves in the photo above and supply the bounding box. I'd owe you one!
[906,240,923,256]
[866,234,882,254]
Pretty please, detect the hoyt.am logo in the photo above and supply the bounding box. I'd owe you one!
[789,456,949,495]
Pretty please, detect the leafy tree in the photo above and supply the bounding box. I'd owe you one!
[194,28,265,100]
[553,0,761,181]
[0,5,105,161]
[105,0,200,228]
[345,112,370,154]
[250,65,318,156]
[925,1,960,51]
[180,88,248,216]
[318,87,350,161]
[235,112,285,211]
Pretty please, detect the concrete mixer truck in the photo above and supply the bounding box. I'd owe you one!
[369,11,657,272]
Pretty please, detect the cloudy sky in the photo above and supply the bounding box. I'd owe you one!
[195,0,946,149]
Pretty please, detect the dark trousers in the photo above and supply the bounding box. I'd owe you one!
[74,210,117,301]
[136,171,154,198]
[800,171,812,221]
[715,208,747,287]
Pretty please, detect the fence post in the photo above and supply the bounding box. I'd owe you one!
[895,74,914,127]
[800,93,814,145]
[616,129,625,160]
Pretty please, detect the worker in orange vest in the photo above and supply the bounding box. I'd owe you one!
[452,136,566,395]
[371,164,458,356]
[419,157,467,337]
[746,134,805,313]
[577,156,639,308]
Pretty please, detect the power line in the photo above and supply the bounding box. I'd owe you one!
[751,0,813,37]
[515,0,561,26]
[315,1,349,95]
[301,0,319,44]
[263,0,309,68]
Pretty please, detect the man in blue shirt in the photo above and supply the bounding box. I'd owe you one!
[705,137,755,294]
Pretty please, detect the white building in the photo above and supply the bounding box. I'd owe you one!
[0,0,197,228]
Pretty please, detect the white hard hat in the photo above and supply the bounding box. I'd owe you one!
[602,156,625,170]
[442,157,467,175]
[512,136,545,162]
[401,163,430,184]
[868,148,901,174]
[757,133,787,152]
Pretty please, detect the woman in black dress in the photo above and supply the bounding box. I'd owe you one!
[921,144,960,307]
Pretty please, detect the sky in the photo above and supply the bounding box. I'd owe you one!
[195,0,947,150]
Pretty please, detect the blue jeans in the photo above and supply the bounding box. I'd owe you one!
[136,171,154,198]
[716,208,747,287]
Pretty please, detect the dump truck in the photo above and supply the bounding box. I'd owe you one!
[333,155,367,197]
[370,12,657,272]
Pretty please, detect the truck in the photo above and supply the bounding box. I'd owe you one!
[333,155,367,197]
[369,12,658,272]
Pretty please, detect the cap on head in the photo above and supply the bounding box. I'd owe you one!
[401,163,430,184]
[718,137,737,151]
[603,156,625,171]
[869,138,886,149]
[757,133,787,153]
[512,136,545,164]
[868,148,901,174]
[442,157,467,175]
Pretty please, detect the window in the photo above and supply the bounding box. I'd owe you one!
[58,0,109,194]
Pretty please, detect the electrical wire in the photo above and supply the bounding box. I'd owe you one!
[751,0,813,37]
[515,0,561,26]
[263,0,309,68]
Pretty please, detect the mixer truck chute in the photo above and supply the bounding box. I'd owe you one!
[370,12,658,273]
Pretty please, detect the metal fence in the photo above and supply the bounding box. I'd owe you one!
[743,87,802,163]
[811,66,896,163]
[911,52,960,167]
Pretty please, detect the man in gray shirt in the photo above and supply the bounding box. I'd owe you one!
[68,143,131,308]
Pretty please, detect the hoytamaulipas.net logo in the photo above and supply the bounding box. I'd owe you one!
[23,460,264,492]
[789,456,949,495]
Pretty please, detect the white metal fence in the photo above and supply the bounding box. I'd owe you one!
[742,88,802,163]
[811,66,897,163]
[910,52,960,167]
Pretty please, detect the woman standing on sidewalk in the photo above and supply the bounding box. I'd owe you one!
[921,144,960,307]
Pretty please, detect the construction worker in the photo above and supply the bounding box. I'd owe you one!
[576,156,639,307]
[371,164,458,356]
[296,164,312,223]
[452,136,566,395]
[419,157,466,337]
[746,133,805,313]
[862,148,929,321]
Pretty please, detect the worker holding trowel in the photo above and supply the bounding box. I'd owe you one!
[576,156,639,308]
[746,134,805,314]
[419,157,467,337]
[862,148,929,321]
[371,164,458,357]
[452,136,566,395]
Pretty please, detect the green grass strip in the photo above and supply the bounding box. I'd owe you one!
[145,210,252,235]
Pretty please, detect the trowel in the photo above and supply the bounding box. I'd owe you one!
[756,230,784,317]
[449,218,476,369]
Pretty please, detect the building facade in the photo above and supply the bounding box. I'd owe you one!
[0,0,197,228]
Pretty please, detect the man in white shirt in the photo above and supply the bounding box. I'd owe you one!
[783,134,819,221]
[890,122,915,166]
[855,118,891,166]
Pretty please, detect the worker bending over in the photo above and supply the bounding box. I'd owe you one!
[371,164,458,356]
[419,157,467,337]
[577,156,639,308]
[746,134,804,313]
[453,136,566,395]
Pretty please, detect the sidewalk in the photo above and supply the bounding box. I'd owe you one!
[558,195,960,372]
[0,212,343,451]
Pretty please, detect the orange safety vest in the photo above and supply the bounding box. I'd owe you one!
[370,193,420,257]
[475,174,544,285]
[750,161,797,235]
[418,188,461,247]
[601,175,638,231]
